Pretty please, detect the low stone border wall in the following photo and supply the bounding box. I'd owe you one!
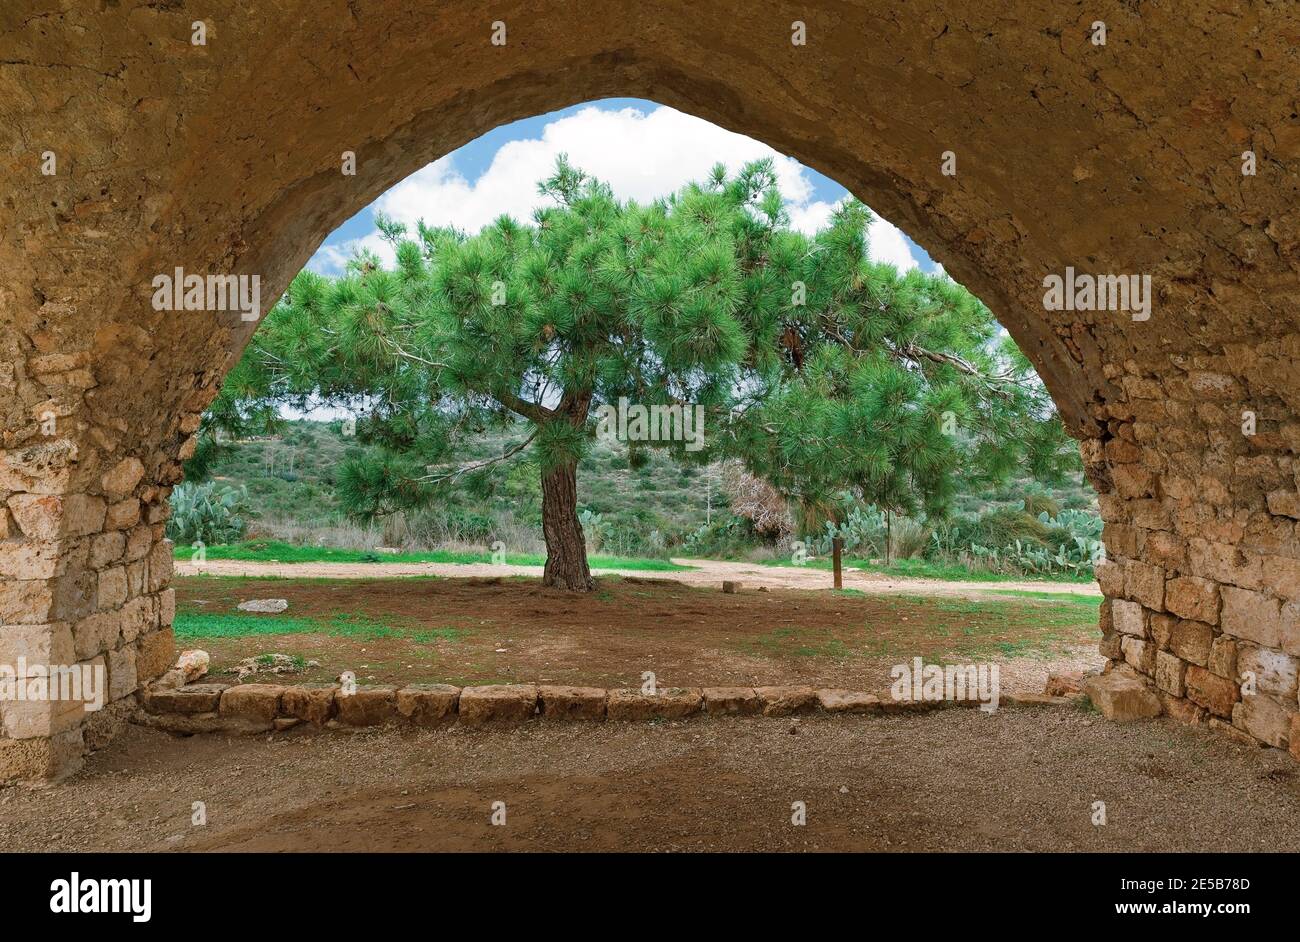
[132,680,1079,735]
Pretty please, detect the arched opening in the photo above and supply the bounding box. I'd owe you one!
[165,98,1101,719]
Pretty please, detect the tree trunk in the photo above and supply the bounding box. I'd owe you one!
[540,458,593,591]
[885,509,893,567]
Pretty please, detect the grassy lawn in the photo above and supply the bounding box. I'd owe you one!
[760,554,1096,584]
[176,611,466,645]
[173,539,692,571]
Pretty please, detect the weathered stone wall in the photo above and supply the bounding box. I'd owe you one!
[1,0,1298,779]
[1092,363,1300,748]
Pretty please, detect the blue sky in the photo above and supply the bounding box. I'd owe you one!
[308,97,939,275]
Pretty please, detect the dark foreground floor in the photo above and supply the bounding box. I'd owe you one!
[3,707,1298,852]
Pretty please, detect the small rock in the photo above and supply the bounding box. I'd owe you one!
[1083,671,1162,722]
[175,649,210,682]
[237,598,289,613]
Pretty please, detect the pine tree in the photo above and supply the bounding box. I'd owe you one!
[232,156,1076,590]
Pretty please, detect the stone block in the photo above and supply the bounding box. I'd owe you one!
[1165,576,1221,623]
[1237,646,1299,699]
[1232,694,1294,748]
[219,683,284,723]
[143,682,229,714]
[1094,560,1124,597]
[7,493,105,540]
[1167,619,1213,666]
[1121,635,1155,673]
[457,684,537,724]
[1112,599,1147,637]
[0,728,85,783]
[755,685,818,716]
[101,457,145,498]
[335,684,399,726]
[0,539,65,580]
[606,687,702,721]
[0,622,75,669]
[1208,635,1237,678]
[1208,717,1260,747]
[0,580,56,625]
[1045,672,1085,697]
[97,566,127,610]
[702,686,761,715]
[815,689,882,713]
[1185,665,1240,718]
[72,610,120,660]
[1083,672,1162,721]
[1160,693,1206,726]
[395,683,459,725]
[1149,613,1177,650]
[1154,650,1186,696]
[1220,586,1282,647]
[1125,559,1166,610]
[537,685,606,720]
[106,644,137,702]
[104,499,140,531]
[88,531,126,569]
[136,626,174,682]
[281,683,339,726]
[1263,555,1300,603]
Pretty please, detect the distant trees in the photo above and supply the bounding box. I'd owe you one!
[219,156,1077,590]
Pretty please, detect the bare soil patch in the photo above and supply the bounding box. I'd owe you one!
[175,573,1102,692]
[5,711,1299,852]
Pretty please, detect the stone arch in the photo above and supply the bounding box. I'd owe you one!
[2,1,1298,780]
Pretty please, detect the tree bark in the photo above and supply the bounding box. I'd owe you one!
[540,458,593,591]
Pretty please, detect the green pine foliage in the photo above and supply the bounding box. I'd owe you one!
[215,157,1080,584]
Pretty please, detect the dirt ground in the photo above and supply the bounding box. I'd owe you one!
[5,709,1300,852]
[178,556,1101,599]
[175,573,1103,691]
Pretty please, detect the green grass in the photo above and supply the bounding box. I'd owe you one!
[174,540,692,571]
[743,626,851,660]
[175,610,466,643]
[889,594,1097,658]
[762,554,1096,584]
[987,589,1102,606]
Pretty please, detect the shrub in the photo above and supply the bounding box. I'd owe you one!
[1021,492,1062,519]
[721,462,793,540]
[167,481,250,544]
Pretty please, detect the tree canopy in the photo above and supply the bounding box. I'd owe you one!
[211,156,1078,588]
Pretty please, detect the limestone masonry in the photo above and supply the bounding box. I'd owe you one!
[2,1,1300,780]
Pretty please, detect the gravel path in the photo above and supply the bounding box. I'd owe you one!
[4,708,1296,852]
[177,556,1100,600]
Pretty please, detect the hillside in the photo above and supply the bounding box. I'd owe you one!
[195,419,1097,568]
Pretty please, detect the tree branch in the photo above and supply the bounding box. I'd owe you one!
[418,432,537,485]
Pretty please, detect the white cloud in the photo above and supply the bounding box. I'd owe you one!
[309,104,920,274]
[306,231,396,275]
[867,215,919,273]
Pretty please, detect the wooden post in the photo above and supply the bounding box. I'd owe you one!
[832,536,843,590]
